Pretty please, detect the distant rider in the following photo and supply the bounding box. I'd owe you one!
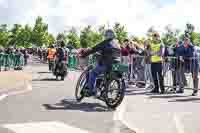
[54,41,65,72]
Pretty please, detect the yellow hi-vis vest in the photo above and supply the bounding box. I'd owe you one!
[151,42,162,63]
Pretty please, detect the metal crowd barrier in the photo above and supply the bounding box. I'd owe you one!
[38,51,96,70]
[41,51,200,91]
[67,53,96,70]
[65,53,200,91]
[128,55,200,91]
[0,53,25,71]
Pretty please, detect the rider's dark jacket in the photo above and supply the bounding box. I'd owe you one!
[56,47,65,62]
[83,38,121,66]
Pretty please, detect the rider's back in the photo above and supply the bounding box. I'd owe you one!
[96,39,121,65]
[56,47,65,61]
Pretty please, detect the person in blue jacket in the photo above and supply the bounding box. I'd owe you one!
[176,37,199,96]
[171,39,187,92]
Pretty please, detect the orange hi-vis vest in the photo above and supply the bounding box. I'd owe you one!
[47,48,56,59]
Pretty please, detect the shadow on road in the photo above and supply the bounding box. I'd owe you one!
[148,95,189,99]
[37,72,51,74]
[43,99,113,112]
[125,90,148,95]
[168,97,200,102]
[32,78,57,81]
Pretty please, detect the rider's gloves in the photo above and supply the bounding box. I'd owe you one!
[80,48,91,58]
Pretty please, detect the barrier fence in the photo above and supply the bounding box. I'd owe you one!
[67,53,96,70]
[0,53,25,71]
[125,55,200,91]
[37,51,200,91]
[66,53,200,91]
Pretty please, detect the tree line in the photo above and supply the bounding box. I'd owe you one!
[0,16,200,48]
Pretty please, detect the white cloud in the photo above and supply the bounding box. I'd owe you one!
[1,0,200,36]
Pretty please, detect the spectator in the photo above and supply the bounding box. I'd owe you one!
[144,40,153,89]
[171,39,187,92]
[134,43,146,88]
[121,39,129,64]
[23,49,29,65]
[128,41,135,82]
[176,37,199,96]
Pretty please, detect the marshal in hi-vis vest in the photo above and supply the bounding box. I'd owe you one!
[151,42,162,63]
[47,48,56,59]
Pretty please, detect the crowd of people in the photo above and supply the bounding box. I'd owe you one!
[0,48,30,71]
[120,33,199,96]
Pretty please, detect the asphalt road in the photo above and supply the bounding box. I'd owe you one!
[2,56,199,133]
[0,57,134,133]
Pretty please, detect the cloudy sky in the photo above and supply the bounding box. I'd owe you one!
[0,0,200,36]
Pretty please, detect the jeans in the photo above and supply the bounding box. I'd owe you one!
[128,64,135,80]
[87,64,107,93]
[178,64,199,91]
[151,62,164,92]
[145,64,153,83]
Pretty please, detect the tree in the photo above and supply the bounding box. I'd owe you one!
[80,25,93,48]
[47,33,55,46]
[190,32,200,46]
[161,24,180,46]
[56,32,67,44]
[0,24,8,32]
[113,22,128,44]
[146,26,156,38]
[31,16,49,47]
[66,28,80,48]
[8,24,22,47]
[90,31,103,46]
[80,25,103,48]
[98,25,106,36]
[0,24,9,47]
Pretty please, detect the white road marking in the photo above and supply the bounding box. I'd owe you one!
[2,121,91,133]
[9,80,32,96]
[113,97,127,121]
[113,97,140,133]
[0,80,32,101]
[25,81,32,91]
[112,97,127,133]
[0,94,8,101]
[120,118,142,133]
[174,114,185,133]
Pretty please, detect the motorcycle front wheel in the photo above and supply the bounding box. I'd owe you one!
[75,70,87,102]
[104,78,125,109]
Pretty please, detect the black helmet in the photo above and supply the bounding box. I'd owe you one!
[49,44,54,48]
[104,29,115,39]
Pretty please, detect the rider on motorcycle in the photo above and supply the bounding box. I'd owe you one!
[81,29,121,96]
[54,41,65,72]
